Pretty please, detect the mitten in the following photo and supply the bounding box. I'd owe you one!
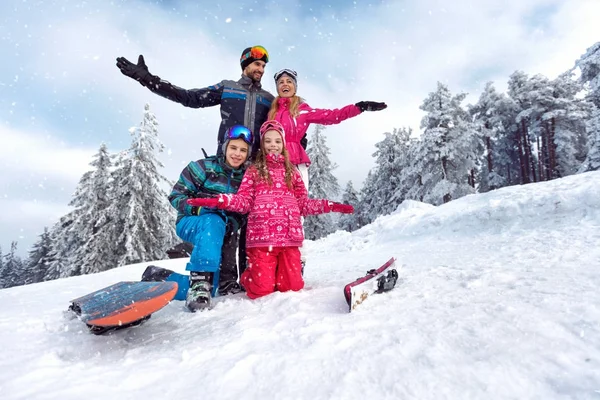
[187,195,230,209]
[116,55,152,84]
[324,201,354,214]
[355,101,387,112]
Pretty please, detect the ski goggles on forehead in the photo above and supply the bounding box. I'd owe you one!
[226,125,254,145]
[241,46,269,63]
[274,68,298,82]
[260,120,284,135]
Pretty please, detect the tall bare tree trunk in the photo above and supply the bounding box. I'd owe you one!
[549,117,559,179]
[537,134,545,181]
[540,121,550,180]
[522,120,537,183]
[517,123,529,184]
[484,122,494,186]
[441,156,451,203]
[486,136,493,173]
[485,131,495,189]
[417,174,423,202]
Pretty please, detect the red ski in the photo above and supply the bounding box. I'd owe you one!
[344,257,398,312]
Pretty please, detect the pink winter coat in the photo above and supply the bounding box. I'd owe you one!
[272,97,362,166]
[224,153,331,248]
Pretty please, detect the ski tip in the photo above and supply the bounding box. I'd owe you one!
[345,256,398,312]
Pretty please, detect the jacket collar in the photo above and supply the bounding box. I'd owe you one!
[277,97,291,108]
[265,152,285,166]
[218,155,247,176]
[239,74,262,90]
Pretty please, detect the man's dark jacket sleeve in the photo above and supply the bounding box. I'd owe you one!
[142,74,223,108]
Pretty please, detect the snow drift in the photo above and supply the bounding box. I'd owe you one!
[1,171,599,400]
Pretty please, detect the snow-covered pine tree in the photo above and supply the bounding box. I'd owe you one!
[575,42,600,172]
[576,42,600,107]
[106,103,177,268]
[2,242,25,288]
[338,180,361,232]
[507,71,537,184]
[356,169,380,226]
[304,124,340,240]
[0,245,4,288]
[370,127,413,215]
[403,135,430,202]
[24,228,53,284]
[42,145,112,278]
[72,144,116,274]
[580,109,600,172]
[43,213,79,280]
[541,71,591,177]
[508,71,591,180]
[419,82,481,205]
[469,82,519,191]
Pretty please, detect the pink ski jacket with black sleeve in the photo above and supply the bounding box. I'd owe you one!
[272,97,361,166]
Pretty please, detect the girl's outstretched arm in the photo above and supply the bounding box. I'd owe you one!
[299,102,362,126]
[187,167,258,214]
[293,171,335,216]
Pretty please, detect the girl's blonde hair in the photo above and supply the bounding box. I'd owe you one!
[268,95,304,119]
[254,138,296,190]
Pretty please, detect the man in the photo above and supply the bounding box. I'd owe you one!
[115,46,274,157]
[117,46,274,288]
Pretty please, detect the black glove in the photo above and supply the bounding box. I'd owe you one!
[355,101,387,112]
[116,55,152,84]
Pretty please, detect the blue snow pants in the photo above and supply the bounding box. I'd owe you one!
[175,213,226,297]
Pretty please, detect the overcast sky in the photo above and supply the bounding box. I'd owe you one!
[1,0,599,256]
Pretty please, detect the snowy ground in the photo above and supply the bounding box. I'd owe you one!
[1,172,599,400]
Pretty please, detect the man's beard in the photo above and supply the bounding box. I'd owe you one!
[250,73,262,84]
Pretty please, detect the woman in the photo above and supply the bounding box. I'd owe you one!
[187,120,353,300]
[268,68,387,187]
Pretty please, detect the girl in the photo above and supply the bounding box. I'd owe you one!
[187,120,353,299]
[269,68,387,187]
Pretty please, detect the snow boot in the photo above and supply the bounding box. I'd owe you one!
[186,272,213,312]
[141,265,190,301]
[141,265,175,282]
[219,280,245,296]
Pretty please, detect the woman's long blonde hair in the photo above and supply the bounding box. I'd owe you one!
[268,95,304,120]
[254,141,296,190]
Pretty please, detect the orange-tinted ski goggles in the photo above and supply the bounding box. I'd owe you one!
[240,46,269,64]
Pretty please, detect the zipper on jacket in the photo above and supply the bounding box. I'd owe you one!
[246,87,257,134]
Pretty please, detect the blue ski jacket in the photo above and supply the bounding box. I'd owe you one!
[168,155,246,230]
